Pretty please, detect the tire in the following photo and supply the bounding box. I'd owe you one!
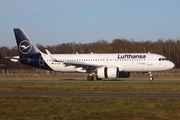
[87,76,94,81]
[149,77,154,81]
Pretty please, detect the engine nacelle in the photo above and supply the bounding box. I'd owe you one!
[97,66,119,78]
[118,72,130,78]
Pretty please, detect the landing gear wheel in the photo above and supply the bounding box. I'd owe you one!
[148,71,154,81]
[149,77,154,81]
[87,76,94,81]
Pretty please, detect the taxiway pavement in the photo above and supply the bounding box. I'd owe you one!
[0,92,179,98]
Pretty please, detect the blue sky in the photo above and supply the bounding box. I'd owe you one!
[1,0,180,48]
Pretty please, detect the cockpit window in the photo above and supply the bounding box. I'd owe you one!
[159,58,168,61]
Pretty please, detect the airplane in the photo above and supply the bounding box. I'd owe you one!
[11,28,175,81]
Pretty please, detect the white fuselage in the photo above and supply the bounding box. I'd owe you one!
[41,53,174,72]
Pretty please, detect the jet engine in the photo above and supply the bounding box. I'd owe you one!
[97,66,119,78]
[97,67,130,78]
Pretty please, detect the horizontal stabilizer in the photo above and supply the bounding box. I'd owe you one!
[5,56,19,63]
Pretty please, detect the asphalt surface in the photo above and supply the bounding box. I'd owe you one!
[0,79,180,82]
[0,92,179,98]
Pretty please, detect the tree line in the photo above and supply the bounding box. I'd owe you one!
[0,39,179,69]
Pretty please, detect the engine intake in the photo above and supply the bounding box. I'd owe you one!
[97,67,119,78]
[97,67,130,78]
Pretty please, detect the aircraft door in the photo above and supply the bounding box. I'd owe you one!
[39,56,44,66]
[147,55,153,65]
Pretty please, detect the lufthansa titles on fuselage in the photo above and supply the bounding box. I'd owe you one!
[117,54,146,59]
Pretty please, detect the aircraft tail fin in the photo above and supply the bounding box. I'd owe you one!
[13,28,40,56]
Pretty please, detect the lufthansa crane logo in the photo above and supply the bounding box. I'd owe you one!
[19,40,32,54]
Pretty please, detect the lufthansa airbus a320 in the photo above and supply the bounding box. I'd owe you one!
[10,28,175,81]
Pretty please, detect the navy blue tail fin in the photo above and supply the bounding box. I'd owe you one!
[14,28,40,56]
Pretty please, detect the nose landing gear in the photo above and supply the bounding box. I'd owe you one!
[148,71,154,81]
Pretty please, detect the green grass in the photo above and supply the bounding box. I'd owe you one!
[0,97,180,120]
[0,82,180,119]
[0,82,180,93]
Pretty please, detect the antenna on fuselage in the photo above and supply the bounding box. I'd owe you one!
[148,51,151,54]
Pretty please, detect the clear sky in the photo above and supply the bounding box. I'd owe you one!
[1,0,180,48]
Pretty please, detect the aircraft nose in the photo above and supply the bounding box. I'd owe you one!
[168,61,175,69]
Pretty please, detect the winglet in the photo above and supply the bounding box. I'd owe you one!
[45,49,58,62]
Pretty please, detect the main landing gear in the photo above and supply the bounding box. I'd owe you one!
[87,73,102,81]
[87,76,94,81]
[148,71,154,81]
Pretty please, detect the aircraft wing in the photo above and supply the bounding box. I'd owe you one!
[64,62,102,72]
[63,61,101,68]
[45,49,102,72]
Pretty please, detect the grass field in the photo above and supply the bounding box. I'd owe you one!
[0,79,180,120]
[0,81,180,93]
[0,97,180,120]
